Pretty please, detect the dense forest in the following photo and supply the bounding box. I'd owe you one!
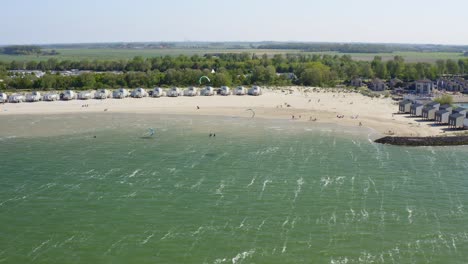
[1,53,467,90]
[0,45,59,56]
[257,43,468,53]
[0,45,42,55]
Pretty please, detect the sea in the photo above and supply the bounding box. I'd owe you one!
[1,113,468,264]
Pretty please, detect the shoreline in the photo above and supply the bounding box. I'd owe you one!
[0,88,459,137]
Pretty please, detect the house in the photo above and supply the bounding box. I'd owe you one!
[167,87,181,97]
[435,109,451,124]
[422,102,440,120]
[369,78,387,91]
[130,88,148,98]
[410,103,424,116]
[78,91,94,100]
[62,90,77,100]
[452,107,467,115]
[26,91,41,102]
[415,79,435,94]
[398,99,412,113]
[248,86,262,96]
[448,113,465,129]
[112,88,129,99]
[350,77,364,88]
[43,93,60,101]
[0,93,7,103]
[201,86,215,96]
[389,78,403,88]
[95,89,110,99]
[234,86,246,95]
[8,94,25,103]
[151,87,165,97]
[183,87,198,97]
[220,86,230,96]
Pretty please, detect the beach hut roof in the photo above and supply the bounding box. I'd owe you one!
[436,109,450,114]
[450,113,464,118]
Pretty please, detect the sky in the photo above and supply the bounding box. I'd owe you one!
[1,0,468,45]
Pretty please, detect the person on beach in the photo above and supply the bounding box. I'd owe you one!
[197,106,200,110]
[359,122,362,126]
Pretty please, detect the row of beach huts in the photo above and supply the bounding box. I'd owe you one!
[399,99,468,129]
[0,86,262,103]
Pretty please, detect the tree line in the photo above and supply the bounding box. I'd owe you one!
[1,53,468,90]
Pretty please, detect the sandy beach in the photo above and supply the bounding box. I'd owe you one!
[0,87,449,137]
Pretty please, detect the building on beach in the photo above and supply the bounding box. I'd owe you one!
[167,87,181,97]
[62,90,77,100]
[130,88,148,98]
[95,89,111,99]
[234,86,247,95]
[220,86,230,96]
[151,87,165,97]
[415,79,435,94]
[398,99,412,113]
[369,78,387,91]
[452,107,467,115]
[0,93,7,103]
[183,87,198,97]
[422,102,440,120]
[248,86,262,96]
[350,77,364,88]
[78,91,94,100]
[26,91,41,102]
[435,109,452,124]
[201,86,215,96]
[448,113,465,129]
[389,78,404,88]
[410,103,424,116]
[43,93,60,101]
[8,94,25,103]
[112,88,129,99]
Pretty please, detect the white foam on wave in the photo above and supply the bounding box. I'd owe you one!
[247,177,256,187]
[213,249,255,264]
[191,177,205,189]
[128,169,140,178]
[293,177,304,202]
[216,181,225,195]
[406,206,414,224]
[141,233,154,244]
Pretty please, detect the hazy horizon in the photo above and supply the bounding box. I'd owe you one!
[1,0,468,46]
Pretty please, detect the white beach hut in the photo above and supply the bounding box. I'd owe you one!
[25,91,41,102]
[8,94,25,103]
[201,86,215,96]
[43,92,60,101]
[184,87,198,97]
[131,87,148,98]
[234,86,247,95]
[95,89,111,99]
[78,91,94,100]
[62,90,77,100]
[112,88,129,99]
[151,87,165,97]
[0,93,8,103]
[167,87,181,97]
[220,86,230,96]
[248,86,262,96]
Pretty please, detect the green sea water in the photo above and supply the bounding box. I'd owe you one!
[1,114,468,263]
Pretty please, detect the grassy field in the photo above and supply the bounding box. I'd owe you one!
[0,48,464,63]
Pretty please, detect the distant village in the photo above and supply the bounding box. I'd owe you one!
[349,76,468,95]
